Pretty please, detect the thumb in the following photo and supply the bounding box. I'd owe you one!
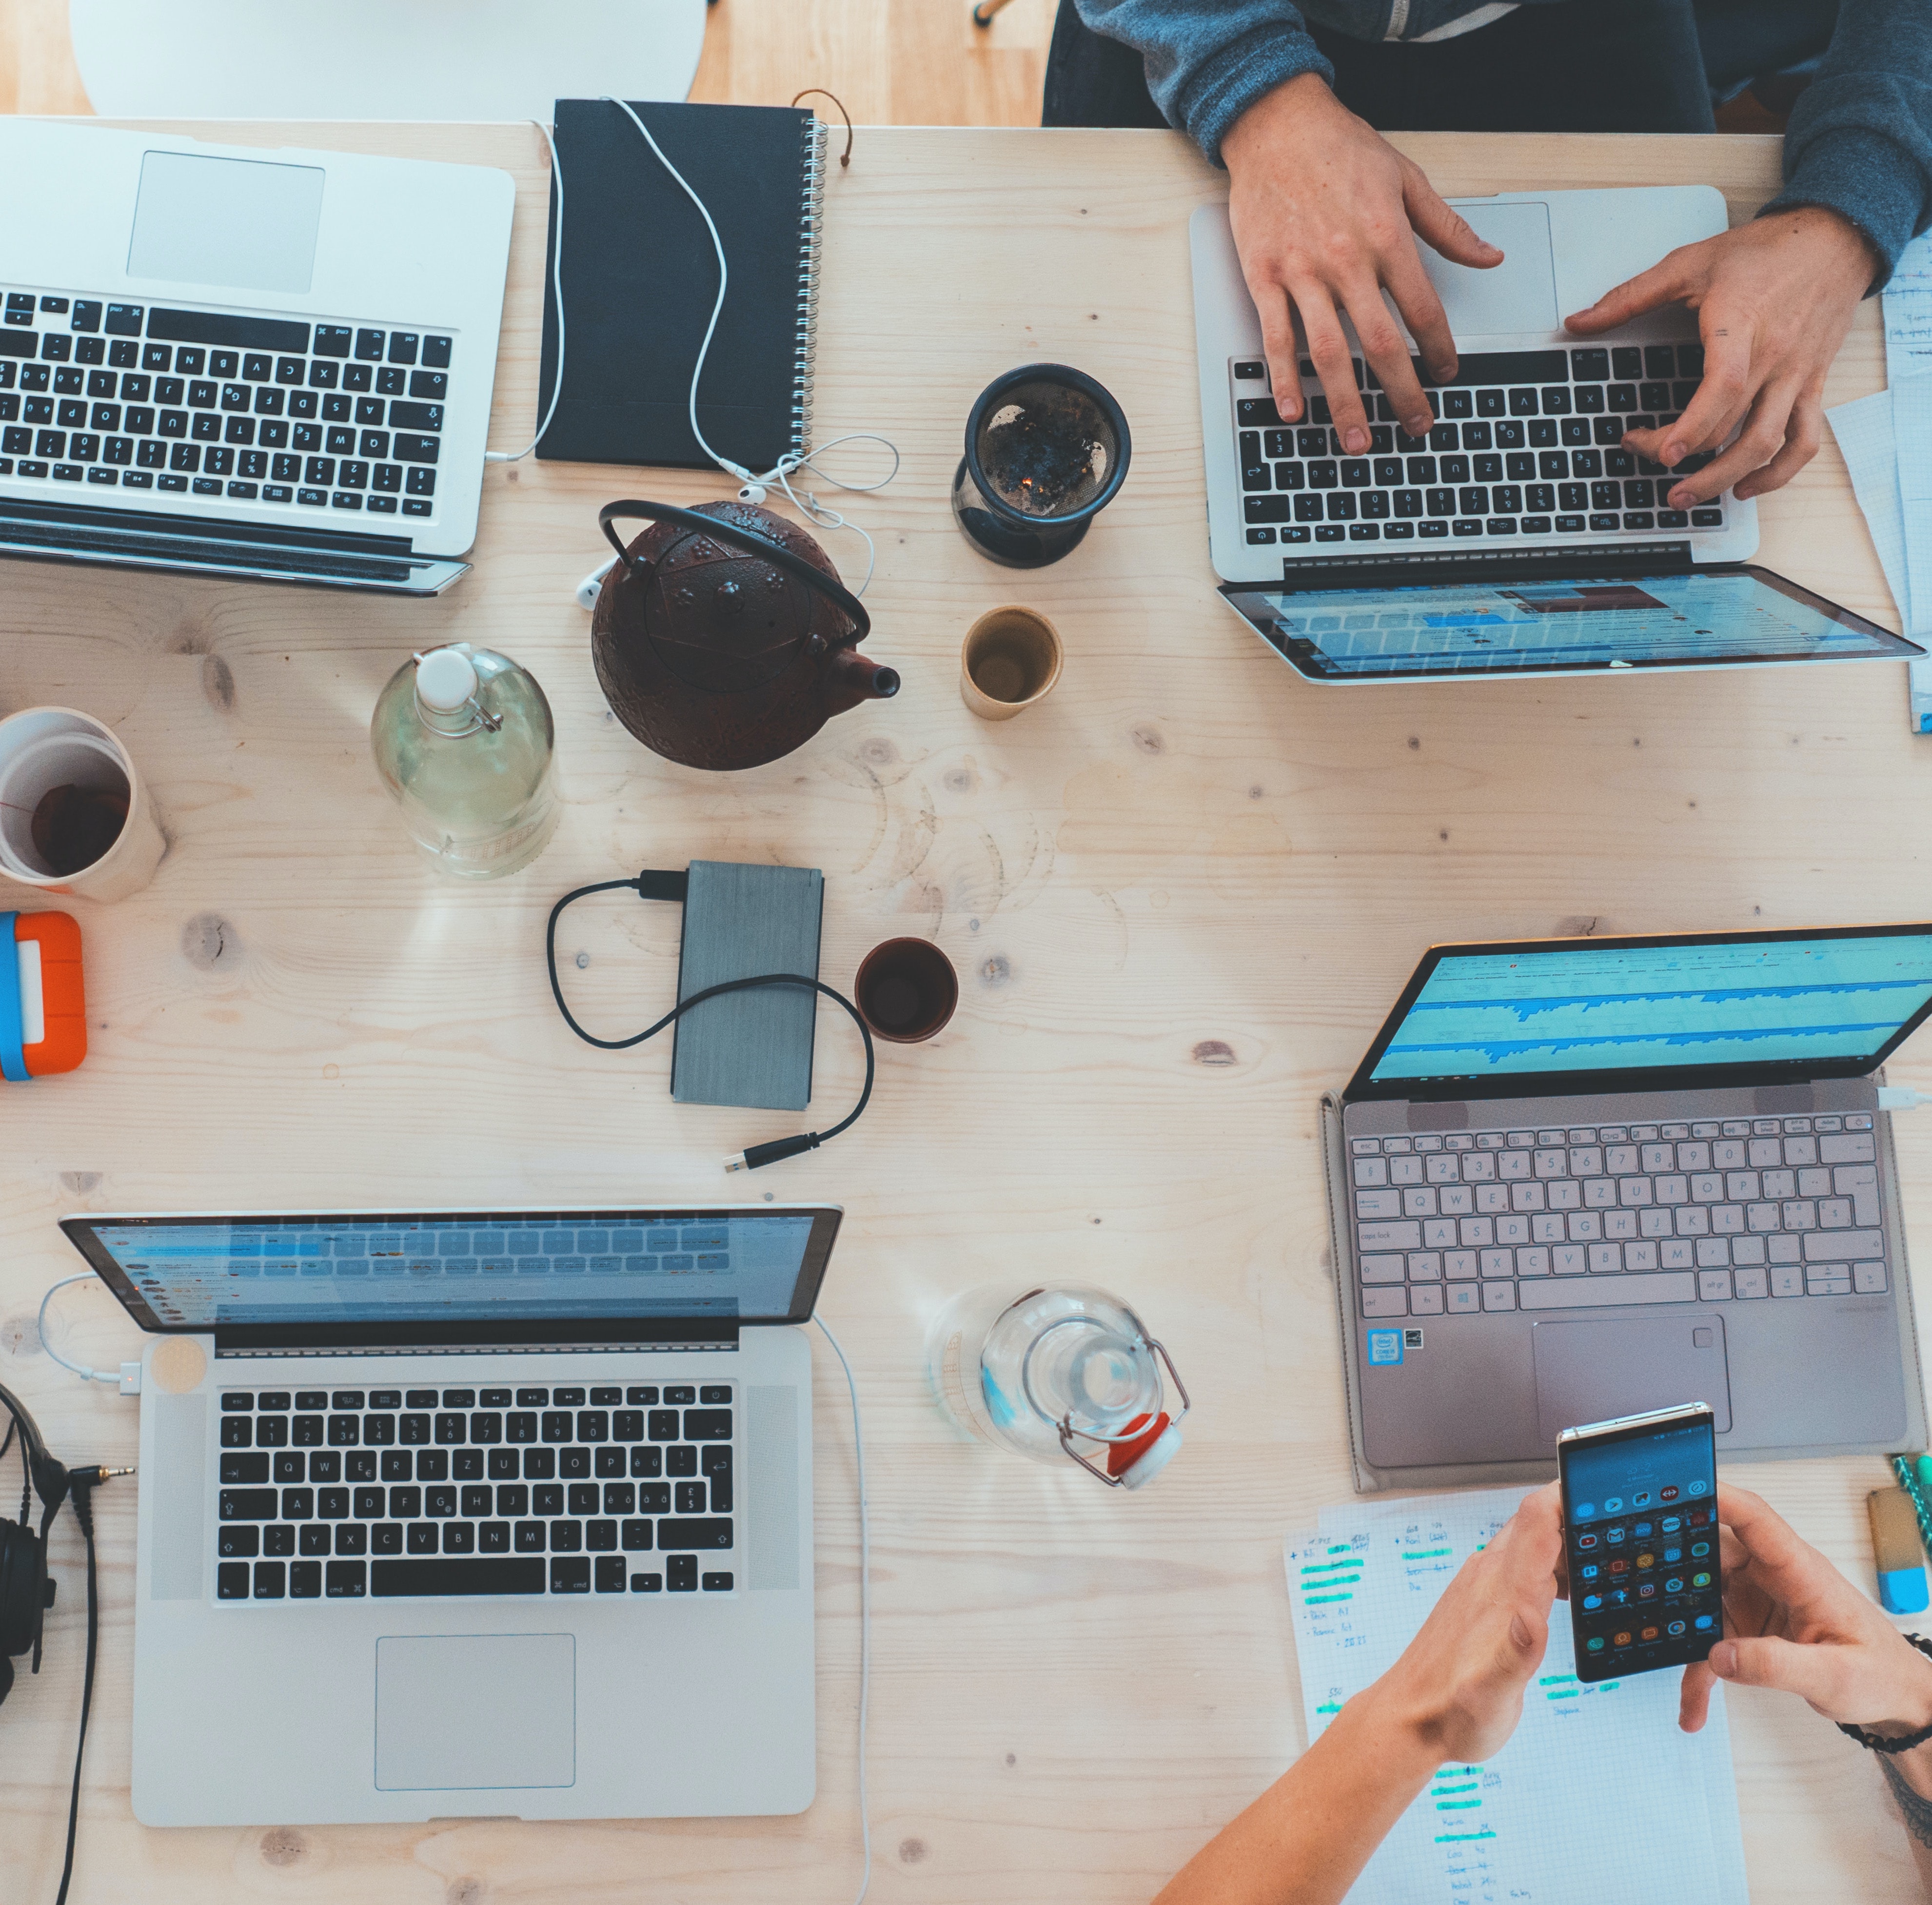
[1709,1634,1849,1713]
[1402,171,1502,269]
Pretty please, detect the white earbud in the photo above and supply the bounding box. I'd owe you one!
[736,480,769,505]
[575,556,617,611]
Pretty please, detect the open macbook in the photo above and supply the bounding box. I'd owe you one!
[0,119,514,593]
[1191,185,1922,682]
[60,1203,838,1824]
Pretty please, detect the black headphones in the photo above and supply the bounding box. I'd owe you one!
[0,1381,69,1706]
[0,1377,129,1905]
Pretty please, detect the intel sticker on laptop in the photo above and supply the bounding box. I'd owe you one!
[1366,1329,1404,1367]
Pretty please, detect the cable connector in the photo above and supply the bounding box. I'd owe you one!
[119,1362,142,1396]
[68,1465,135,1489]
[1879,1088,1932,1110]
[725,1132,824,1173]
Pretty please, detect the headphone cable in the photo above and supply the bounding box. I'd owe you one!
[54,1471,100,1905]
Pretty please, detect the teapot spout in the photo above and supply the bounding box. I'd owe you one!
[825,647,902,715]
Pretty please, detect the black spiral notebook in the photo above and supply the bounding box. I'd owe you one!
[534,99,828,472]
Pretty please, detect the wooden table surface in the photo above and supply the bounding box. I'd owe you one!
[3,121,1928,1904]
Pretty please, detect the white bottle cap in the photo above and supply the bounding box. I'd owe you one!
[415,646,479,712]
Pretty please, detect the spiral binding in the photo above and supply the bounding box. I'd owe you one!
[793,116,828,461]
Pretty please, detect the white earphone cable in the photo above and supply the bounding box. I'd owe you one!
[814,1315,872,1905]
[604,95,749,485]
[483,117,568,464]
[602,95,897,596]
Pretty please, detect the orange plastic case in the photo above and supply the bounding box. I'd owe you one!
[2,911,85,1079]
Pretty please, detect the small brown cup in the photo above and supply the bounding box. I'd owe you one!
[960,605,1063,720]
[854,937,959,1042]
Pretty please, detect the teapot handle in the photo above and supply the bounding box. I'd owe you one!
[598,499,870,641]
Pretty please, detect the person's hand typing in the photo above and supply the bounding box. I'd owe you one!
[1564,207,1879,511]
[1363,1481,1564,1764]
[1678,1484,1932,1749]
[1222,73,1502,457]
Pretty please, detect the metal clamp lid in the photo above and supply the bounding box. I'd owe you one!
[1054,1336,1190,1487]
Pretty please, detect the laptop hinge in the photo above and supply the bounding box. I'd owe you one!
[0,494,436,587]
[212,1318,743,1356]
[1272,539,1696,590]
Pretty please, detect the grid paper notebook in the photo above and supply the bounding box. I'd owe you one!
[1285,1485,1749,1905]
[535,99,828,472]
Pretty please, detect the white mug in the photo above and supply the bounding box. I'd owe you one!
[0,707,165,903]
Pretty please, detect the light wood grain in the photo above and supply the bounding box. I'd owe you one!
[0,0,1054,126]
[1,123,1927,1904]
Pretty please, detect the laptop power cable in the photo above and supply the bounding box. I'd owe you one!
[814,1316,873,1905]
[38,1275,142,1394]
[1878,1088,1932,1110]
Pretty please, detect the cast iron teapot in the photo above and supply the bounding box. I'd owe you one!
[591,498,899,772]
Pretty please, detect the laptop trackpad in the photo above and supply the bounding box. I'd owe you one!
[1415,200,1558,335]
[1532,1316,1732,1447]
[375,1634,575,1791]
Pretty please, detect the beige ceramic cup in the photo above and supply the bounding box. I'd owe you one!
[960,605,1063,720]
[0,707,165,902]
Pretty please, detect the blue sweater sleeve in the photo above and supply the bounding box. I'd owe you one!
[1071,0,1333,165]
[1760,0,1932,287]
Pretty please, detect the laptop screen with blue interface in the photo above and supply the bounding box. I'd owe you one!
[1366,932,1932,1085]
[1223,568,1918,678]
[72,1210,824,1329]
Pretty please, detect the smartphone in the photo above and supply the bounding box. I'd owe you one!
[1557,1401,1720,1682]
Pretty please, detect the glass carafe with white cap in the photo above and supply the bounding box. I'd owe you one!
[927,1283,1188,1489]
[370,642,559,879]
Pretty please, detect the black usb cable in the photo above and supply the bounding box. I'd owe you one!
[544,872,875,1171]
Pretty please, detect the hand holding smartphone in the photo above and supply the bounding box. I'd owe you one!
[1558,1402,1721,1681]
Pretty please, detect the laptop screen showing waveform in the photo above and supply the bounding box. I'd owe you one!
[1369,934,1932,1082]
[1229,571,1916,677]
[80,1212,819,1328]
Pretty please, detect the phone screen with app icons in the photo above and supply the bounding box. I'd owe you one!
[1558,1404,1719,1684]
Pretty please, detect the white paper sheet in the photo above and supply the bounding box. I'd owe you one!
[1284,1485,1749,1905]
[1827,383,1932,731]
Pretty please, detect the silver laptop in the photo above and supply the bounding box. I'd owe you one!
[1191,187,1924,681]
[0,119,514,594]
[59,1203,839,1825]
[1321,927,1932,1491]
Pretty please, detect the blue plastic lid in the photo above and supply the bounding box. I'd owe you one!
[1880,1566,1930,1615]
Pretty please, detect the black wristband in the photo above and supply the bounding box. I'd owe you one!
[1838,1634,1932,1753]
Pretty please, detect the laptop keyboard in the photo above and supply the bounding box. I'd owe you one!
[0,292,448,517]
[214,1383,734,1603]
[1231,345,1726,549]
[1349,1113,1885,1317]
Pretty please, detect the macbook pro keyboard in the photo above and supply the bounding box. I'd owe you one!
[1349,1112,1884,1317]
[1231,344,1724,549]
[215,1380,735,1603]
[0,291,449,517]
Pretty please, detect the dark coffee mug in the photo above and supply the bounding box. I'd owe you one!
[854,938,959,1043]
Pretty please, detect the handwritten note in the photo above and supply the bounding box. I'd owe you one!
[1887,232,1932,388]
[1285,1486,1748,1905]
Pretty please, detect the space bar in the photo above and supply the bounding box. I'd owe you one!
[371,1557,546,1596]
[1520,1272,1697,1309]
